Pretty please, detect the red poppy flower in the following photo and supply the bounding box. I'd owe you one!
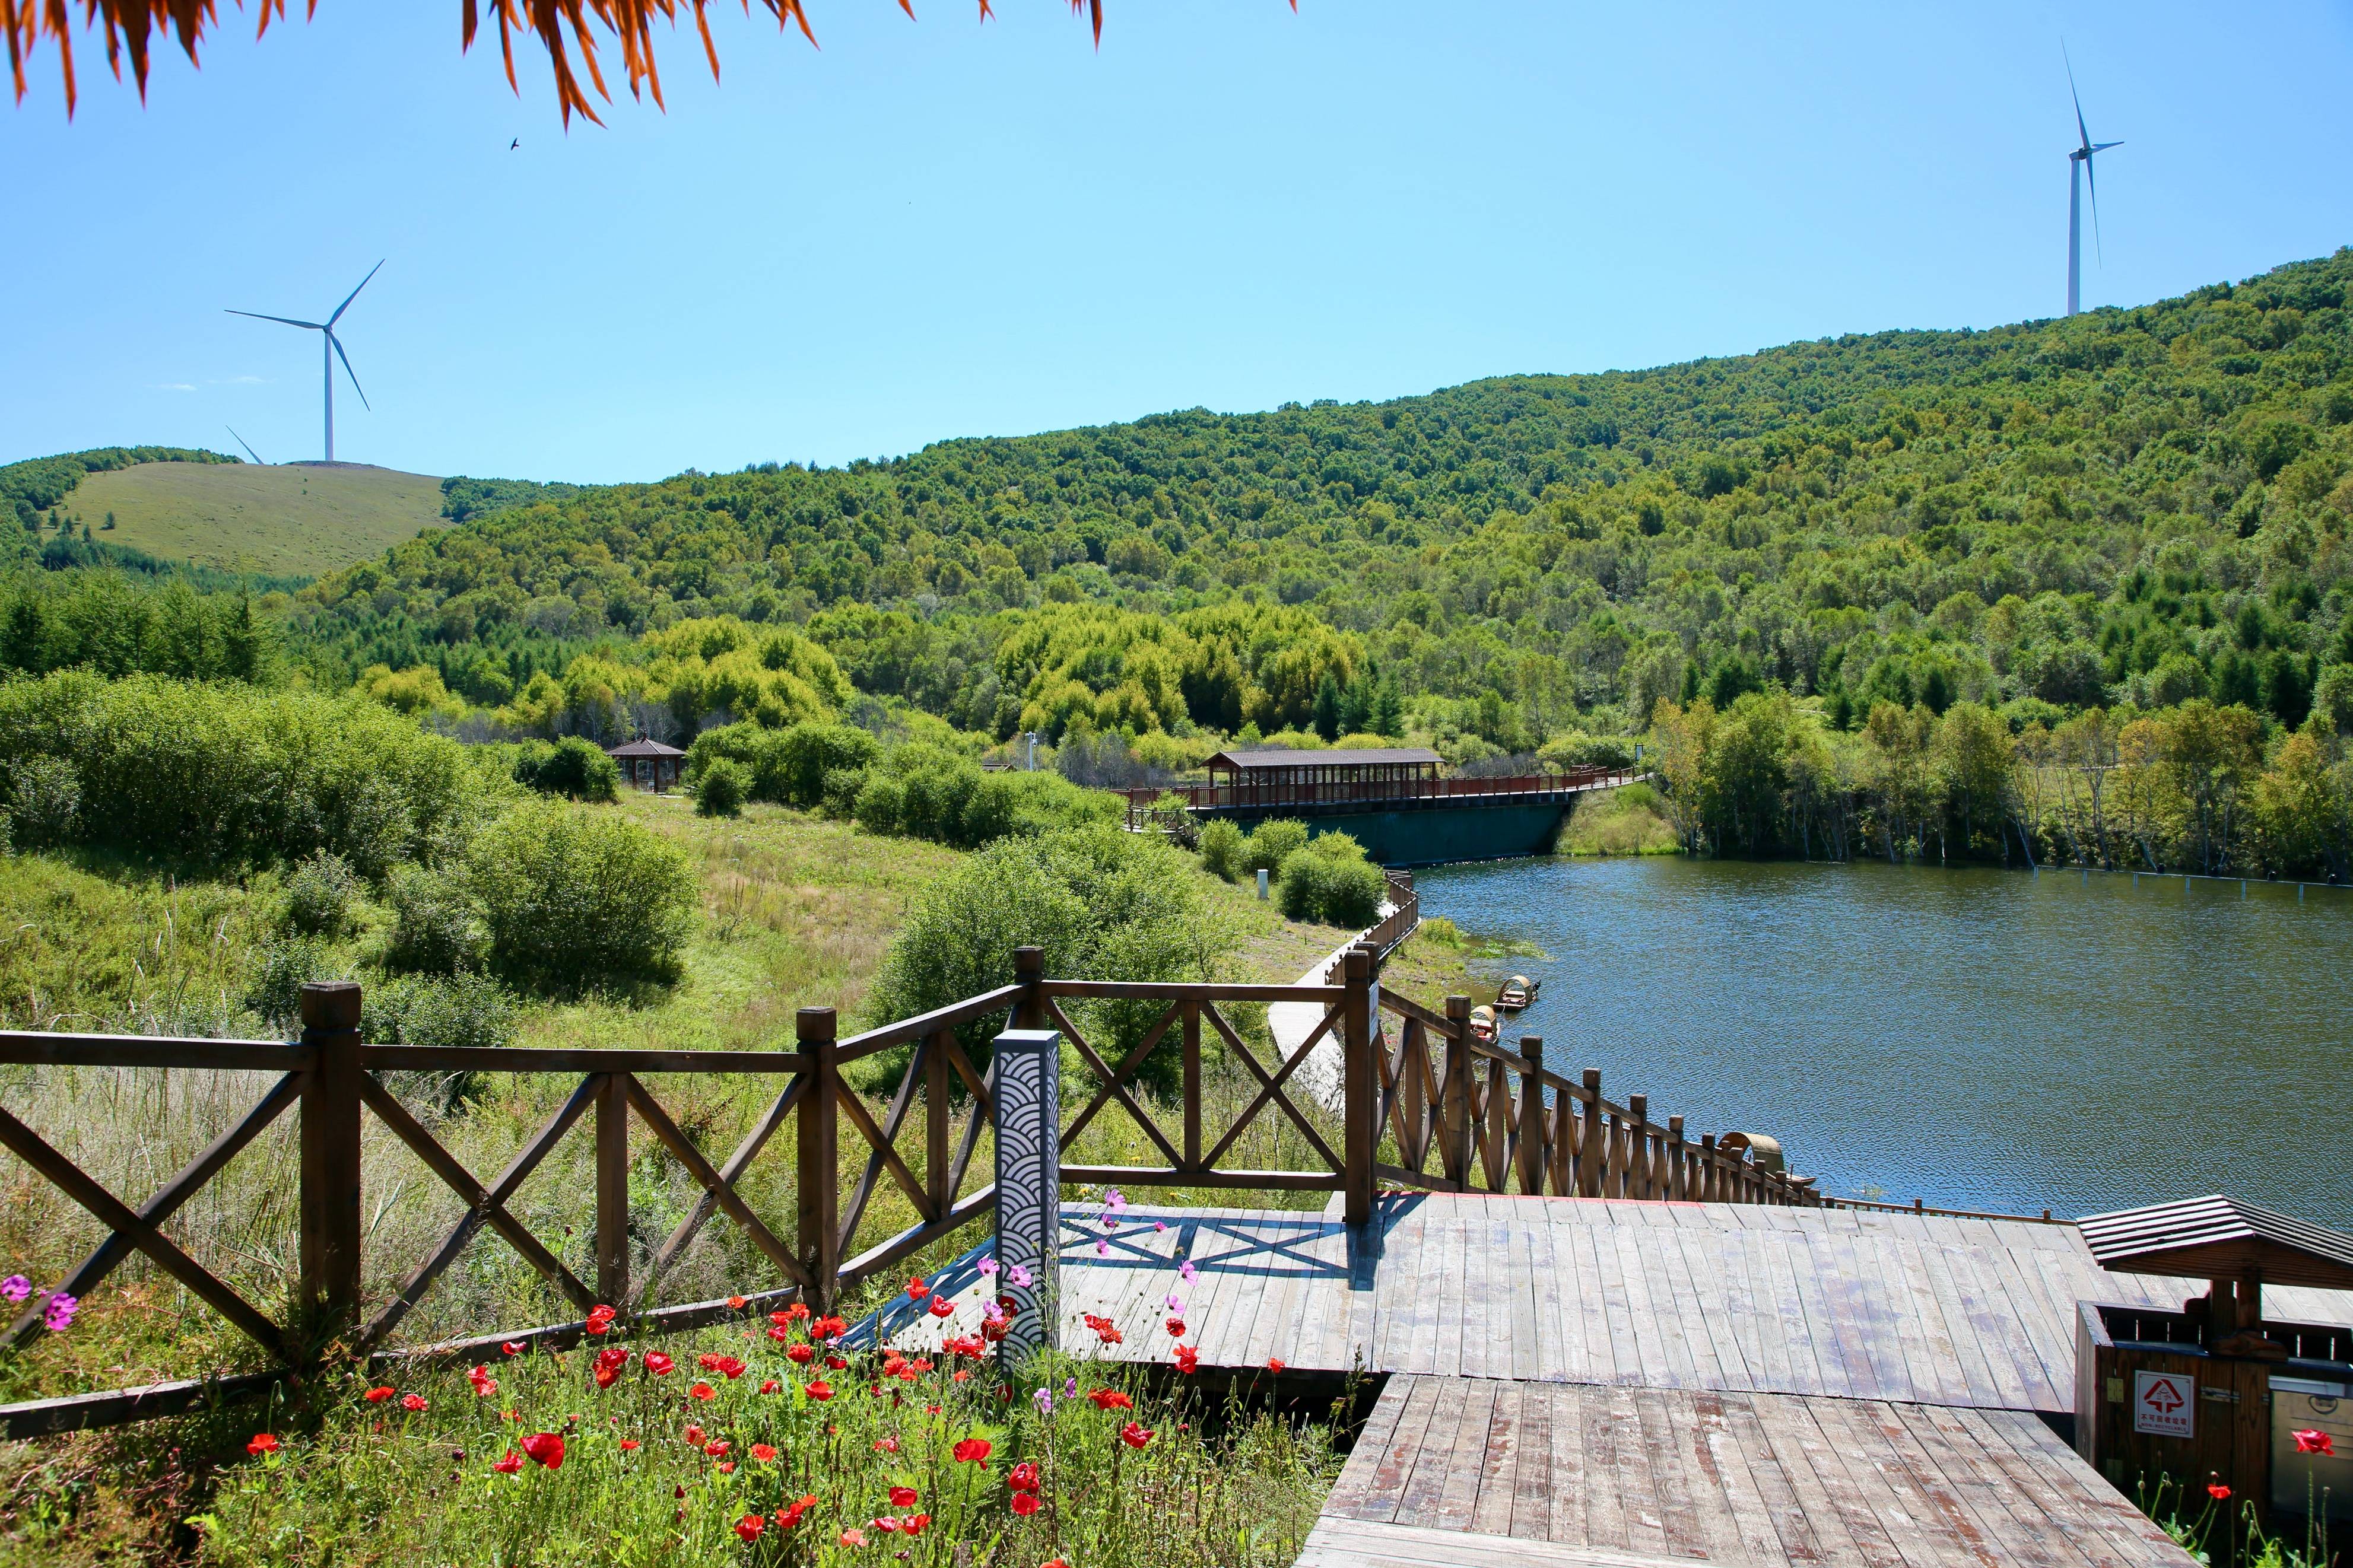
[1174,1344,1199,1375]
[952,1437,993,1463]
[1095,1324,1123,1346]
[1011,1491,1042,1516]
[875,1435,900,1453]
[500,1341,525,1357]
[491,1450,523,1474]
[1165,1318,1185,1337]
[1120,1421,1154,1449]
[807,1380,834,1402]
[716,1461,736,1474]
[620,1439,641,1451]
[826,1354,848,1370]
[777,1495,817,1528]
[928,1297,955,1319]
[874,1516,902,1535]
[903,1512,931,1537]
[766,1322,790,1343]
[638,1350,671,1376]
[1043,1559,1069,1568]
[786,1343,816,1365]
[468,1365,498,1397]
[246,1433,280,1455]
[1085,1388,1133,1411]
[727,1510,763,1541]
[813,1315,847,1340]
[402,1394,429,1413]
[728,1295,749,1309]
[760,1378,781,1394]
[906,1277,929,1301]
[705,1439,731,1458]
[520,1432,565,1470]
[2294,1429,2335,1456]
[1267,1358,1286,1373]
[716,1356,747,1379]
[1009,1461,1041,1493]
[585,1303,618,1337]
[889,1485,919,1507]
[839,1528,868,1547]
[363,1386,396,1403]
[2208,1482,2231,1501]
[690,1382,717,1401]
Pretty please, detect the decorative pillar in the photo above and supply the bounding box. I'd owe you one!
[993,1026,1061,1370]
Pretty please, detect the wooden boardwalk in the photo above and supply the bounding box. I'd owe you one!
[921,1193,2353,1414]
[1311,1377,2193,1568]
[897,1194,2353,1568]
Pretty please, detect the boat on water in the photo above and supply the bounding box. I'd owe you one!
[1467,1004,1498,1044]
[1495,974,1540,1011]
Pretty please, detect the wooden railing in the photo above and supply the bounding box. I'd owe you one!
[1123,765,1643,828]
[1365,983,1824,1205]
[0,934,1823,1437]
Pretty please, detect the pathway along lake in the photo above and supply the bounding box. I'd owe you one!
[1412,855,2353,1230]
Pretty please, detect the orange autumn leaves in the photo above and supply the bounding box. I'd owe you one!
[6,0,1292,123]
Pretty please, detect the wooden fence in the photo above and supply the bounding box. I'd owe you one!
[0,936,1820,1437]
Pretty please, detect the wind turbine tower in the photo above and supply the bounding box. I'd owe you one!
[226,261,384,462]
[2065,59,2122,317]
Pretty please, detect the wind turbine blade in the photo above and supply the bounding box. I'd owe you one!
[328,259,385,327]
[329,332,371,411]
[2064,44,2090,151]
[2095,139,2123,152]
[226,309,323,329]
[2086,153,2104,265]
[226,426,266,465]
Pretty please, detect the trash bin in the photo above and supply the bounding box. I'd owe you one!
[2272,1376,2353,1525]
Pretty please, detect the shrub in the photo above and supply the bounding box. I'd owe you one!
[865,825,1241,1092]
[282,851,360,937]
[693,756,748,818]
[7,754,79,849]
[685,720,878,808]
[513,736,620,802]
[1198,818,1246,880]
[1242,818,1309,875]
[0,670,472,873]
[465,800,697,994]
[383,861,481,974]
[853,746,1120,850]
[363,971,519,1112]
[1277,832,1388,928]
[244,936,330,1031]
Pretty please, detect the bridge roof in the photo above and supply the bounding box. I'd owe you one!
[1208,746,1441,771]
[2076,1194,2353,1289]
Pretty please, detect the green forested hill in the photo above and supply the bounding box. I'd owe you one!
[294,249,2353,750]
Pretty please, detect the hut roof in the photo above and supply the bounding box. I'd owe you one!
[1206,746,1441,771]
[605,738,687,759]
[2076,1195,2353,1290]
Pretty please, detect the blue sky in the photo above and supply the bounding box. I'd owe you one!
[4,1,2349,483]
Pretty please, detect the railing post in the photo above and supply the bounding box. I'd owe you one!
[1341,947,1376,1228]
[1667,1115,1687,1200]
[1013,944,1046,1029]
[298,981,364,1349]
[993,1025,1062,1371]
[1516,1038,1547,1195]
[1441,996,1474,1188]
[795,1007,840,1313]
[1180,1001,1202,1172]
[1578,1068,1604,1198]
[1698,1133,1719,1203]
[1627,1094,1650,1200]
[595,1073,630,1309]
[925,1028,951,1223]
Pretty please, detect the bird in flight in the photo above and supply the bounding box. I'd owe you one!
[509,138,520,151]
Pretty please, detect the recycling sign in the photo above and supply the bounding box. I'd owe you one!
[2133,1370,2196,1438]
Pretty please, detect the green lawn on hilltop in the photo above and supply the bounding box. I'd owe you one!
[59,460,445,578]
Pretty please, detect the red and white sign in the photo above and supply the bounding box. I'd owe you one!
[2134,1370,2196,1438]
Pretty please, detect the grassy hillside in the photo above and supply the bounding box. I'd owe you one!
[56,460,445,578]
[288,249,2353,756]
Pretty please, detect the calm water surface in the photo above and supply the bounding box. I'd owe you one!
[1411,857,2353,1229]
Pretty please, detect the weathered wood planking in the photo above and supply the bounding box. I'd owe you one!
[889,1195,2353,1417]
[1319,1376,2199,1568]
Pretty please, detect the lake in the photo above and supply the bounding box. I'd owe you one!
[1410,855,2353,1231]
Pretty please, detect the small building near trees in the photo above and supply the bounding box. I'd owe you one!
[606,737,687,793]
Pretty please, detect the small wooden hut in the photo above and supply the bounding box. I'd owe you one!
[606,737,687,793]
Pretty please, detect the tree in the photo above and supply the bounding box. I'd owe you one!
[1311,672,1343,742]
[9,1,1220,123]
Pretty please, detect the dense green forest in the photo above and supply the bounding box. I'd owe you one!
[285,249,2352,763]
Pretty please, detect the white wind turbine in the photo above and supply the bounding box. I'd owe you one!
[2065,55,2122,317]
[226,261,384,462]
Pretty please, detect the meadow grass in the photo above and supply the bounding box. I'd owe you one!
[57,462,447,580]
[0,796,1453,1562]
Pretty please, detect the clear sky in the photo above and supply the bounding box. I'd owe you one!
[4,1,2349,482]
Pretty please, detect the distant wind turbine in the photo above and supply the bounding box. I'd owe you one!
[226,426,266,465]
[226,261,383,462]
[2064,52,2122,317]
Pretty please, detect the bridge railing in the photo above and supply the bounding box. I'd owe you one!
[1123,765,1644,828]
